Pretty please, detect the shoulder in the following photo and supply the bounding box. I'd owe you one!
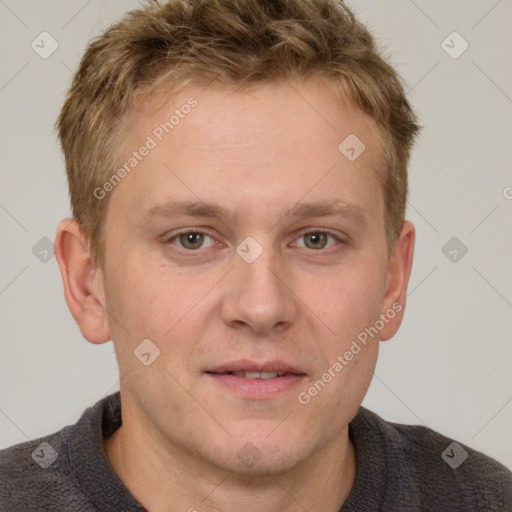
[0,427,89,511]
[0,394,122,512]
[0,431,59,485]
[349,407,512,511]
[0,393,126,511]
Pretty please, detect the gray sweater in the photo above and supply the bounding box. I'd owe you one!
[1,392,511,511]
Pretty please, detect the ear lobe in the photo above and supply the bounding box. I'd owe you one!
[379,221,415,341]
[54,219,111,344]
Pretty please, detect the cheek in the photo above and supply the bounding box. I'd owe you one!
[308,259,387,344]
[104,258,213,359]
[309,260,385,408]
[102,259,168,353]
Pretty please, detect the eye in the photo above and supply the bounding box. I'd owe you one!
[166,229,342,253]
[293,230,340,250]
[168,231,216,250]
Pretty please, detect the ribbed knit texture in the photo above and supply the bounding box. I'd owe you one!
[1,392,511,511]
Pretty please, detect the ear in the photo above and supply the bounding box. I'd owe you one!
[379,221,415,341]
[54,219,111,344]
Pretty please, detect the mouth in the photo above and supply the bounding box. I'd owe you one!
[205,360,307,398]
[206,360,306,378]
[217,370,292,379]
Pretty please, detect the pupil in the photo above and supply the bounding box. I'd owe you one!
[182,232,203,249]
[307,232,326,249]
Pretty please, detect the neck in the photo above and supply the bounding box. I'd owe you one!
[104,402,356,512]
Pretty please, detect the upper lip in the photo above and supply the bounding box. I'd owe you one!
[206,360,306,374]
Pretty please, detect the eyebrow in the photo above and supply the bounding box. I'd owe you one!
[140,199,368,226]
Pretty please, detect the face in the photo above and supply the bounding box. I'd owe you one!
[94,80,408,474]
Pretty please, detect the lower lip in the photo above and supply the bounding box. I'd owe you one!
[206,373,306,399]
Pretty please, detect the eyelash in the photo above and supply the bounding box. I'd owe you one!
[165,228,344,255]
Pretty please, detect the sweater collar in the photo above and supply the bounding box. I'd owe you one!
[66,393,387,511]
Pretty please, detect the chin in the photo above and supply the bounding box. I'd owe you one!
[207,430,317,477]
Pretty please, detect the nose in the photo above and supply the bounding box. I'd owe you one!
[220,240,297,335]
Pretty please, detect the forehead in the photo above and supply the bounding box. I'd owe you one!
[111,80,384,224]
[126,79,381,160]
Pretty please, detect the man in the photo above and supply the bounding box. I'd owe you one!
[1,0,510,510]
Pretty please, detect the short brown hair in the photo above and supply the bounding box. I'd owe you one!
[57,0,420,266]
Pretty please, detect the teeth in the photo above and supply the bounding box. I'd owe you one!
[260,372,279,379]
[231,371,286,379]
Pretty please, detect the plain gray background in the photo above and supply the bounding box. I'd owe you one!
[1,0,511,470]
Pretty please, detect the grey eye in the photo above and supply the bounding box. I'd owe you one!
[173,232,215,250]
[295,231,337,250]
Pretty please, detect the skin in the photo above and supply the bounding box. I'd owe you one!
[55,79,415,511]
